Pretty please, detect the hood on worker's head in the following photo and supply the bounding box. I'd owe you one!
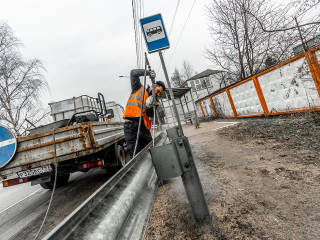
[146,84,160,100]
[155,81,166,92]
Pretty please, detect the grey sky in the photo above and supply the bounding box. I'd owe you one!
[0,0,213,108]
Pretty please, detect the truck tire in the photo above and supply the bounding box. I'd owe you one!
[106,144,126,174]
[40,173,70,190]
[54,174,70,187]
[116,144,126,168]
[40,182,53,189]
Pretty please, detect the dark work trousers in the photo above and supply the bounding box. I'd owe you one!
[124,121,153,158]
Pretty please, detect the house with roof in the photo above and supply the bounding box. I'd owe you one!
[180,69,234,116]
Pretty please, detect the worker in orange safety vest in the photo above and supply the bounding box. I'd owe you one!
[123,69,166,158]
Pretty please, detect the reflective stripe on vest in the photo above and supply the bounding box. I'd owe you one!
[123,86,152,130]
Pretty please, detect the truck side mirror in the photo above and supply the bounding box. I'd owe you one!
[106,109,114,119]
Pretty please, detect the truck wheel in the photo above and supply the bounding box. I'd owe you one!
[54,174,70,187]
[40,182,53,190]
[116,144,126,168]
[40,173,70,190]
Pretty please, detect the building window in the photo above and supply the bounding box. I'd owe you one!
[190,81,196,90]
[195,80,201,90]
[201,79,206,88]
[191,77,213,91]
[205,77,212,87]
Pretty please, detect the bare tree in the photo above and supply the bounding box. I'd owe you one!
[205,0,320,82]
[204,0,300,81]
[170,60,197,87]
[0,21,49,136]
[249,0,320,53]
[181,60,196,81]
[247,0,320,103]
[170,67,184,87]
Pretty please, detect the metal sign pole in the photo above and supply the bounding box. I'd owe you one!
[158,51,184,136]
[140,13,209,222]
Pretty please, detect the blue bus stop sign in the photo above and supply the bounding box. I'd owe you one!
[140,13,170,53]
[0,124,17,168]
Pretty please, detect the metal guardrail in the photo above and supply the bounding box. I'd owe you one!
[43,132,167,240]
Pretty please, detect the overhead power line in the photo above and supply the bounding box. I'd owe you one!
[131,0,139,68]
[168,0,181,38]
[132,0,146,68]
[167,0,197,67]
[157,0,181,76]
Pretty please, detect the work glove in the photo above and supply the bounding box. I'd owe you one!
[145,95,154,108]
[149,70,156,79]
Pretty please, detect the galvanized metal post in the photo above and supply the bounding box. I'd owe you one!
[160,98,170,129]
[183,94,190,112]
[180,137,210,221]
[159,51,184,135]
[167,97,176,126]
[150,135,210,222]
[190,89,199,122]
[156,50,210,222]
[156,109,163,131]
[180,98,186,124]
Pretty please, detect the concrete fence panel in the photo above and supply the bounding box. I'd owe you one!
[196,47,320,119]
[258,56,319,112]
[229,80,263,116]
[212,91,234,118]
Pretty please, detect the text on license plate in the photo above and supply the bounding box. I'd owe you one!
[17,165,52,178]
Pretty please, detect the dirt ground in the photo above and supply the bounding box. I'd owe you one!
[145,116,320,239]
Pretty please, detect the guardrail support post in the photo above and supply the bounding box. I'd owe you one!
[150,127,210,222]
[155,51,210,222]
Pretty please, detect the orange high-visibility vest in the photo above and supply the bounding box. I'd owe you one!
[123,86,152,130]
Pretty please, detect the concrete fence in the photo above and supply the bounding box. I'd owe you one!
[195,46,320,118]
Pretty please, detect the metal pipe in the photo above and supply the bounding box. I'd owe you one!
[25,118,36,128]
[183,94,190,112]
[159,51,184,135]
[153,108,155,146]
[160,98,170,129]
[179,98,186,123]
[167,97,176,126]
[81,96,85,112]
[133,60,148,157]
[156,109,163,131]
[144,53,157,146]
[190,88,199,121]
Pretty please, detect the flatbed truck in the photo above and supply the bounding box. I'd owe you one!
[0,93,127,189]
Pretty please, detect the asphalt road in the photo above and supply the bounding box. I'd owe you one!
[0,169,112,240]
[0,182,42,214]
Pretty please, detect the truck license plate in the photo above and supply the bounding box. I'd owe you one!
[17,165,52,178]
